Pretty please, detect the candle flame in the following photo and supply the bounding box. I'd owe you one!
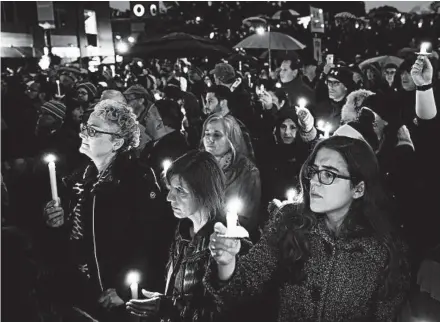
[227,197,243,214]
[44,154,57,163]
[162,159,172,173]
[126,271,140,285]
[297,98,307,109]
[286,188,297,201]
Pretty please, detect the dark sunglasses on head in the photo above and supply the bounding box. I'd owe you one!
[80,123,121,138]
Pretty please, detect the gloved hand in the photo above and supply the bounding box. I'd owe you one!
[411,55,433,86]
[396,125,414,150]
[295,105,314,132]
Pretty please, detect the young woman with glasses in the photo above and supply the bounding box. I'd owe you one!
[206,136,410,322]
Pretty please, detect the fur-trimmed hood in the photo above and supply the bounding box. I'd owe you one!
[340,89,375,124]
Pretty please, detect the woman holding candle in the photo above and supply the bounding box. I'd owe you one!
[206,136,410,322]
[42,99,174,322]
[126,150,251,321]
[201,113,262,239]
[260,105,318,206]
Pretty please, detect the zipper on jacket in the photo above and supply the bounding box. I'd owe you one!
[92,196,104,292]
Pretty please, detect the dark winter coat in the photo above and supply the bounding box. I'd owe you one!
[205,204,410,322]
[281,76,316,109]
[44,153,176,320]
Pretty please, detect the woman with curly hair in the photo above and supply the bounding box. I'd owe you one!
[207,136,410,322]
[43,100,174,321]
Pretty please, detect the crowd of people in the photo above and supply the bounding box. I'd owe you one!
[1,41,440,322]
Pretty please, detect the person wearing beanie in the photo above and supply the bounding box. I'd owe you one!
[334,108,379,151]
[139,99,189,185]
[36,100,67,136]
[76,82,99,123]
[260,105,319,205]
[210,62,259,138]
[312,65,356,134]
[340,89,375,124]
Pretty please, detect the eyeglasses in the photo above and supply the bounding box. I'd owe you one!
[325,80,342,88]
[80,123,121,138]
[304,165,353,185]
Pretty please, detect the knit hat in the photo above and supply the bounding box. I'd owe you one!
[327,66,356,91]
[123,84,153,102]
[77,82,98,99]
[361,93,402,126]
[210,63,236,84]
[341,89,375,124]
[154,99,183,131]
[334,108,379,151]
[41,100,67,121]
[163,84,183,100]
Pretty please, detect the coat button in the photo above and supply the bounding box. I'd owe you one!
[150,192,156,199]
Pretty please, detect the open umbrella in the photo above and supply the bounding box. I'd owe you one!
[359,55,404,69]
[235,32,305,72]
[130,32,231,58]
[272,9,300,20]
[234,32,306,51]
[335,12,357,19]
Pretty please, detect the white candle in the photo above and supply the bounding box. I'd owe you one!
[286,188,297,203]
[324,123,332,138]
[127,271,140,299]
[45,154,59,207]
[56,80,61,96]
[130,282,138,299]
[226,198,242,230]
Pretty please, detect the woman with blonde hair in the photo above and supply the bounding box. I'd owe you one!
[200,113,261,238]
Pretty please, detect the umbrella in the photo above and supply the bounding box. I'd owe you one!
[409,4,435,15]
[335,12,357,19]
[130,32,231,58]
[234,32,306,51]
[272,9,300,20]
[359,55,404,69]
[242,16,271,27]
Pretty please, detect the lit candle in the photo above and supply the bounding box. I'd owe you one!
[45,154,59,207]
[324,123,332,138]
[420,42,430,55]
[56,80,61,96]
[286,188,297,203]
[297,98,307,109]
[162,159,172,173]
[127,271,140,299]
[226,198,242,230]
[247,74,251,87]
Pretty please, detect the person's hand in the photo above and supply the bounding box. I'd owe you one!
[411,55,433,86]
[323,63,335,75]
[295,106,314,132]
[209,223,241,266]
[44,199,64,227]
[102,69,112,81]
[126,289,162,317]
[259,91,273,110]
[98,288,124,310]
[54,94,65,101]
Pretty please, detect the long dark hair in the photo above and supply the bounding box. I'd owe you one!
[165,150,226,221]
[278,136,401,297]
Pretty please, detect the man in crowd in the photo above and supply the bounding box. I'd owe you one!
[279,52,316,108]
